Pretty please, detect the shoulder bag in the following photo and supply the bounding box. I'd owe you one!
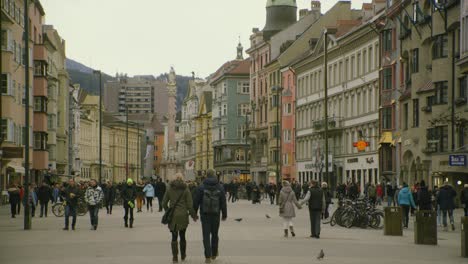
[161,191,184,225]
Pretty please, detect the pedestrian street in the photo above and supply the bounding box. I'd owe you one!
[0,200,465,264]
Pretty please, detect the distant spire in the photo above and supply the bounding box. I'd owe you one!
[236,38,244,60]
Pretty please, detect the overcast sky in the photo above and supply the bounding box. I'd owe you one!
[40,0,366,77]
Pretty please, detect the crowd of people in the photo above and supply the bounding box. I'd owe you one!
[4,175,468,263]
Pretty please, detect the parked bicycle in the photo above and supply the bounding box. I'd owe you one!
[325,198,383,229]
[52,197,88,217]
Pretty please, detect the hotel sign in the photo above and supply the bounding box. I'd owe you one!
[448,155,467,167]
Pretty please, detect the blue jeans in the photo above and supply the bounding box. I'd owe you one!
[201,214,220,258]
[442,209,454,227]
[387,196,393,207]
[65,205,77,228]
[437,205,442,225]
[88,205,99,227]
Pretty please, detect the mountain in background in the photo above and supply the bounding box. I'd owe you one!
[66,58,190,110]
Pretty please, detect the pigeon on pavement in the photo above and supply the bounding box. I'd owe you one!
[317,249,325,260]
[234,218,243,222]
[265,214,271,219]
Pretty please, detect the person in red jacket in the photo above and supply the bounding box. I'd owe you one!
[376,184,384,205]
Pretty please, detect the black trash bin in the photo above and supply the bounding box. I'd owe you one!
[414,210,437,245]
[384,207,403,236]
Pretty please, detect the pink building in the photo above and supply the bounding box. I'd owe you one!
[281,69,295,181]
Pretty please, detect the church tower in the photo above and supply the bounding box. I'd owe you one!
[236,41,244,60]
[263,0,298,39]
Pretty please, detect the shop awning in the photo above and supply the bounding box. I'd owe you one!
[7,164,25,174]
[379,132,393,145]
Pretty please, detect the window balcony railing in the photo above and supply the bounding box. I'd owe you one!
[313,117,343,131]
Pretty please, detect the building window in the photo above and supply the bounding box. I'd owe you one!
[434,81,448,104]
[270,124,280,138]
[34,96,47,112]
[382,67,393,90]
[411,49,419,73]
[460,76,467,100]
[237,103,250,116]
[33,132,47,150]
[283,103,292,115]
[235,149,245,161]
[283,129,291,142]
[0,73,13,95]
[382,107,392,130]
[223,104,227,116]
[412,99,419,127]
[223,82,227,95]
[403,103,409,130]
[432,34,448,59]
[382,30,392,52]
[237,82,250,94]
[427,126,448,152]
[34,61,47,76]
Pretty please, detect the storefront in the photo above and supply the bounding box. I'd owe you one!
[343,153,379,192]
[297,155,333,185]
[432,153,468,206]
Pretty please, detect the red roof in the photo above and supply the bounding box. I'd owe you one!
[210,59,250,84]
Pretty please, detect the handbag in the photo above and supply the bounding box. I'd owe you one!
[161,192,184,225]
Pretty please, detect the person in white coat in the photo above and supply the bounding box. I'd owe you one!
[278,181,302,237]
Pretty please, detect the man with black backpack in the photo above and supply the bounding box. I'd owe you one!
[194,169,227,264]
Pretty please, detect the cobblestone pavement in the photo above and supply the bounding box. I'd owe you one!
[0,200,466,264]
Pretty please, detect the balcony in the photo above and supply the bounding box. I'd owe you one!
[34,45,48,61]
[1,0,16,24]
[313,117,343,132]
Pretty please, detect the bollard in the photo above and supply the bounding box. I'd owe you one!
[414,210,437,245]
[384,207,403,236]
[462,217,468,258]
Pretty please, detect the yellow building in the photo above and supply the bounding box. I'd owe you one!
[78,94,143,183]
[42,25,70,177]
[1,0,45,189]
[106,117,142,183]
[195,92,213,177]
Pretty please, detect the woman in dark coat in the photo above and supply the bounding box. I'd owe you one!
[417,180,432,211]
[37,182,51,217]
[162,174,197,263]
[8,184,20,218]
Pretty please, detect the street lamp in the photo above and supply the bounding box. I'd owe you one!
[323,28,337,190]
[23,0,32,230]
[272,85,283,204]
[244,111,251,178]
[93,70,102,184]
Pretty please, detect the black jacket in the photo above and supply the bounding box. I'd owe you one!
[155,181,166,198]
[63,185,80,207]
[437,185,457,210]
[37,185,52,203]
[460,187,468,204]
[417,187,432,210]
[308,186,324,211]
[104,185,116,202]
[121,184,137,202]
[8,188,20,204]
[193,177,227,218]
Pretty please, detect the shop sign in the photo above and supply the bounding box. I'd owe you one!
[347,158,358,163]
[353,141,369,152]
[449,155,467,167]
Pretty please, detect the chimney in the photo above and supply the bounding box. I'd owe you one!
[310,1,321,20]
[311,1,321,13]
[299,9,309,20]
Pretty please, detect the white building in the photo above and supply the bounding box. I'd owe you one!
[294,13,382,191]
